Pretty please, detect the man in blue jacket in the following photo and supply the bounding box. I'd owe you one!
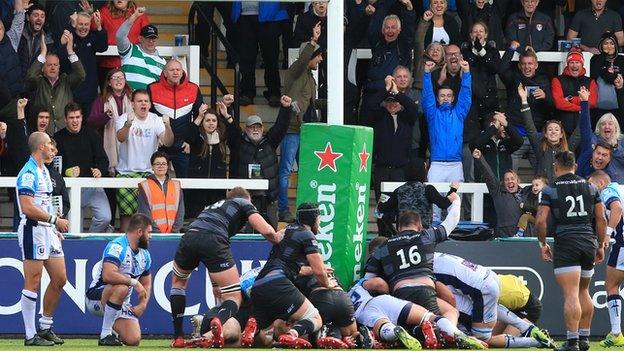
[422,59,471,220]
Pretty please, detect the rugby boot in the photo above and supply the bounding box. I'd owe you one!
[356,326,374,349]
[554,340,580,351]
[278,334,313,349]
[38,329,64,345]
[317,336,349,349]
[528,326,556,348]
[191,314,204,338]
[395,326,422,350]
[210,318,224,348]
[170,336,186,348]
[454,333,487,349]
[240,317,257,347]
[24,334,55,346]
[601,332,624,347]
[342,336,358,348]
[420,320,439,349]
[99,334,123,346]
[185,336,213,348]
[579,339,590,351]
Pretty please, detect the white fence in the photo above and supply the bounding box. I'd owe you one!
[0,177,267,234]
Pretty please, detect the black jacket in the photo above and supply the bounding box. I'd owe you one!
[505,10,555,52]
[371,91,417,167]
[420,13,462,47]
[0,35,23,97]
[187,127,227,179]
[68,28,108,109]
[456,0,505,48]
[46,163,70,218]
[53,127,109,177]
[472,124,524,182]
[291,9,326,49]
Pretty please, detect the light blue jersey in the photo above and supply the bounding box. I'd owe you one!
[16,156,53,226]
[601,182,624,245]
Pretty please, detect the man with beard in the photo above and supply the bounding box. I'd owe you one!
[17,3,55,77]
[567,0,624,54]
[85,213,154,346]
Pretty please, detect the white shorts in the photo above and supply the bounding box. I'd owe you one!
[355,295,410,328]
[608,244,624,270]
[451,274,500,324]
[86,298,138,321]
[18,222,63,260]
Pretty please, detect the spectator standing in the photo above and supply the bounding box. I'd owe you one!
[473,148,523,237]
[70,11,108,119]
[416,0,461,47]
[115,90,173,231]
[422,59,471,219]
[17,4,55,77]
[292,2,327,100]
[432,45,463,94]
[147,59,203,178]
[505,0,555,52]
[499,46,554,171]
[25,34,85,135]
[360,0,415,126]
[96,0,149,85]
[567,0,624,53]
[231,1,288,107]
[551,49,597,135]
[47,139,70,220]
[226,95,292,229]
[413,41,444,91]
[116,7,165,90]
[456,0,505,47]
[278,31,325,223]
[138,151,184,233]
[53,102,111,233]
[0,0,26,97]
[590,31,624,125]
[186,103,228,218]
[520,84,580,182]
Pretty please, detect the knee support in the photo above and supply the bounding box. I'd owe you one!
[293,304,321,336]
[220,282,241,295]
[172,265,192,280]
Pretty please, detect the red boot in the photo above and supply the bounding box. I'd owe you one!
[210,318,224,348]
[279,334,312,349]
[240,317,257,347]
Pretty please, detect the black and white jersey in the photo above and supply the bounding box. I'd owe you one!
[365,227,448,290]
[539,173,601,238]
[258,223,319,282]
[187,198,259,238]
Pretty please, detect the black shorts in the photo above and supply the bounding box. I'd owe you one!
[511,292,542,324]
[251,276,306,330]
[553,235,597,273]
[393,285,441,315]
[309,289,355,328]
[174,230,235,272]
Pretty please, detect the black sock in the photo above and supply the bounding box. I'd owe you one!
[292,319,316,337]
[213,300,239,324]
[200,310,218,335]
[170,288,186,338]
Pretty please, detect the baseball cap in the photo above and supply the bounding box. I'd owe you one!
[245,115,263,127]
[140,24,159,39]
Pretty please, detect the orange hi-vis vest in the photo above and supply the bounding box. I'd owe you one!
[139,178,181,233]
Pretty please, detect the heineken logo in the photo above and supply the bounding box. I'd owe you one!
[315,142,343,172]
[358,144,369,172]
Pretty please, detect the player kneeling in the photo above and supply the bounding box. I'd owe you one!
[85,214,153,346]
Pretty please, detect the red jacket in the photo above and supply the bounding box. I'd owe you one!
[94,5,150,69]
[551,67,597,134]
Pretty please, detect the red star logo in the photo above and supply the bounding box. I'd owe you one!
[359,144,370,172]
[315,142,343,172]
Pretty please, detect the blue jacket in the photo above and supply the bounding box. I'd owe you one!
[231,2,288,23]
[423,71,472,162]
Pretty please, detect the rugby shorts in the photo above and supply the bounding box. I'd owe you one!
[174,230,235,272]
[18,220,63,260]
[553,234,597,276]
[354,294,412,328]
[251,275,306,330]
[393,285,441,315]
[309,288,355,328]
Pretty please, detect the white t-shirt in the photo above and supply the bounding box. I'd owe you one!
[432,26,450,45]
[116,112,166,174]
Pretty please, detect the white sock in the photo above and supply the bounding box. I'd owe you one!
[608,295,623,335]
[39,315,53,331]
[497,305,531,334]
[379,323,397,342]
[505,335,541,348]
[21,289,37,339]
[435,316,461,336]
[100,301,122,339]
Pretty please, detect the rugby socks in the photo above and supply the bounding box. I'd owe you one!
[100,301,122,339]
[434,316,461,336]
[170,288,186,338]
[292,319,316,337]
[579,328,590,344]
[505,335,541,348]
[566,331,579,345]
[498,305,532,334]
[214,299,239,324]
[608,294,623,335]
[379,322,398,342]
[39,315,53,331]
[21,289,37,339]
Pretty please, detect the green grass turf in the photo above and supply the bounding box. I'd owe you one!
[0,339,606,350]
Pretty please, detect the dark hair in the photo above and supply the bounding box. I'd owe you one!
[554,151,576,169]
[594,141,614,154]
[296,202,320,227]
[532,175,549,185]
[150,151,169,165]
[398,210,421,229]
[108,0,138,18]
[198,108,227,161]
[227,187,251,200]
[368,236,388,254]
[520,47,538,61]
[37,108,51,116]
[102,68,132,101]
[131,89,150,101]
[484,111,497,126]
[127,213,152,232]
[27,3,45,16]
[438,85,453,93]
[64,102,82,118]
[404,161,427,182]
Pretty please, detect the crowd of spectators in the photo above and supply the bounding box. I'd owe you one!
[1,0,624,238]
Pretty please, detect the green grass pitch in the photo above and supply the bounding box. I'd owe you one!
[0,339,606,350]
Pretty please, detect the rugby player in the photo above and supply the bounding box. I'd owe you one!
[16,132,69,346]
[169,187,281,347]
[85,214,153,346]
[537,151,607,351]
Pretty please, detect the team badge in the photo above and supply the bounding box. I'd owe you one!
[536,24,543,31]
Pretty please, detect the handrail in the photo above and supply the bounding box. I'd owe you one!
[0,177,267,235]
[188,3,240,121]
